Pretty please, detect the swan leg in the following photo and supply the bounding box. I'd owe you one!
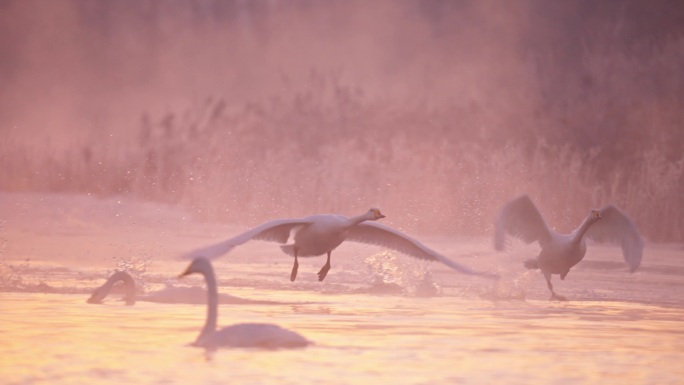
[317,252,332,282]
[290,247,299,282]
[544,271,567,301]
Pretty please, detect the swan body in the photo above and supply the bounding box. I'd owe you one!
[494,195,643,300]
[180,257,310,349]
[87,271,279,305]
[182,208,494,281]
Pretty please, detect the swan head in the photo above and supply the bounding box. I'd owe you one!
[87,288,106,304]
[179,257,213,278]
[368,208,386,220]
[87,285,135,305]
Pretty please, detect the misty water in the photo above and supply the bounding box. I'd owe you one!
[1,192,683,385]
[3,2,684,384]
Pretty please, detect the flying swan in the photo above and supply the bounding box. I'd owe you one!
[179,257,311,349]
[87,270,285,305]
[181,208,495,282]
[494,195,643,300]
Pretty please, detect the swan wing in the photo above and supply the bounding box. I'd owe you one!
[585,204,644,272]
[180,218,313,260]
[494,195,552,250]
[346,222,496,278]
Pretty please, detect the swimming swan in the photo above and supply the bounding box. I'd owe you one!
[494,195,643,300]
[182,208,495,282]
[179,257,311,349]
[87,271,283,305]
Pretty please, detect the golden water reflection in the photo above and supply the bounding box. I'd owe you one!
[1,291,682,385]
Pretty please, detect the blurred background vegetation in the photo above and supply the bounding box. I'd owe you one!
[1,0,683,241]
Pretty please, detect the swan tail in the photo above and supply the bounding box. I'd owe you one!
[280,245,296,257]
[523,259,539,270]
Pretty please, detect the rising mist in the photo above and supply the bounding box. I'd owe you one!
[1,0,684,241]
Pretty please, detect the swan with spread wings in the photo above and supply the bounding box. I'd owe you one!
[494,195,644,300]
[182,208,495,282]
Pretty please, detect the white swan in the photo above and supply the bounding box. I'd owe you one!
[494,195,644,300]
[87,271,285,305]
[179,257,311,349]
[182,208,495,282]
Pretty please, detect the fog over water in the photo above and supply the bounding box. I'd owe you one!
[1,2,684,384]
[2,0,684,240]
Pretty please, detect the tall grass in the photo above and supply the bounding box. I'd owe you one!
[2,64,683,242]
[2,1,683,242]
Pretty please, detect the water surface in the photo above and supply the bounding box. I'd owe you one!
[1,193,683,384]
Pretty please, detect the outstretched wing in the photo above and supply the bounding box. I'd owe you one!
[585,204,644,272]
[494,195,553,250]
[346,222,497,278]
[179,218,312,260]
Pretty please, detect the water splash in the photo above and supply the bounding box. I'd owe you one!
[479,270,532,301]
[0,221,19,289]
[0,258,29,290]
[107,252,154,294]
[0,222,54,292]
[362,251,441,297]
[0,258,71,293]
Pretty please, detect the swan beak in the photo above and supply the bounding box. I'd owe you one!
[591,210,602,219]
[377,213,386,219]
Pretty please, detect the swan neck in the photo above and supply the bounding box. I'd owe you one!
[574,215,597,242]
[118,272,136,305]
[198,264,219,342]
[343,213,370,228]
[101,275,117,293]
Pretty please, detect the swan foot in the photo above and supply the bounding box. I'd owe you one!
[290,260,299,282]
[317,263,331,282]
